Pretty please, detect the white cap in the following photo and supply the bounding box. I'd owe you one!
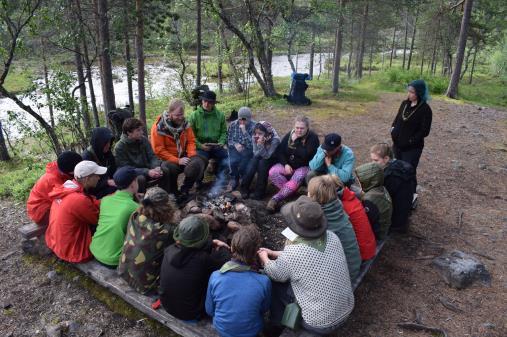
[74,160,107,178]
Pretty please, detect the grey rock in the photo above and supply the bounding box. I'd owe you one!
[72,276,80,282]
[122,330,146,337]
[46,270,58,280]
[482,322,495,329]
[478,163,487,170]
[45,324,62,337]
[451,160,464,171]
[432,250,491,289]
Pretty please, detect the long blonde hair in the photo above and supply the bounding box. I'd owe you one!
[308,175,344,204]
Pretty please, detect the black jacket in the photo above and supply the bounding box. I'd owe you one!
[384,159,416,231]
[276,130,319,170]
[159,241,230,320]
[391,100,432,150]
[82,127,117,199]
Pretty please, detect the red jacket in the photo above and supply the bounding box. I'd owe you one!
[26,162,71,224]
[341,187,376,260]
[45,180,100,263]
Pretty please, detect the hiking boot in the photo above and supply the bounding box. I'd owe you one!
[240,187,250,199]
[266,198,280,213]
[229,177,240,191]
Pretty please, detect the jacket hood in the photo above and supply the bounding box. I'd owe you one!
[90,127,114,160]
[356,162,384,192]
[48,180,83,200]
[46,161,72,180]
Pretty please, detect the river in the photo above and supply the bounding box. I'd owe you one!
[0,52,332,137]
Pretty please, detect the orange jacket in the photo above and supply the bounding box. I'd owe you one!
[150,116,197,164]
[26,162,71,224]
[45,180,100,263]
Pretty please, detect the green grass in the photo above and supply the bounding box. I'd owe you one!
[3,66,36,94]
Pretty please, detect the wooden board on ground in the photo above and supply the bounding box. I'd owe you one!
[75,260,219,337]
[18,222,387,337]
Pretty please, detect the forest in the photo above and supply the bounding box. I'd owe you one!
[1,1,507,337]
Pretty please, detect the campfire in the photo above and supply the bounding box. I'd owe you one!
[180,192,254,233]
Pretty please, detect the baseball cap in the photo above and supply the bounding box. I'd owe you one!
[74,160,107,179]
[321,133,342,151]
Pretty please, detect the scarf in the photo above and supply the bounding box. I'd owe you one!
[219,260,251,273]
[158,111,188,158]
[287,129,309,149]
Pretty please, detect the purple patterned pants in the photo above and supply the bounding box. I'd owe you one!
[268,164,310,201]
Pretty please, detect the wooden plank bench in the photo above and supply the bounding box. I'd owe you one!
[18,222,387,337]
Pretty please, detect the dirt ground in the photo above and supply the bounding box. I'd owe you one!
[1,93,506,337]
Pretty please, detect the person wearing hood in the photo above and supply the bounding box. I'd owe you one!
[205,226,271,337]
[307,175,361,282]
[355,162,393,240]
[159,215,230,321]
[227,107,256,191]
[370,143,416,233]
[258,196,354,336]
[391,79,432,206]
[45,161,106,263]
[151,99,205,201]
[307,133,356,186]
[187,91,229,191]
[114,118,169,194]
[267,116,319,212]
[82,127,117,199]
[27,151,82,227]
[239,121,280,200]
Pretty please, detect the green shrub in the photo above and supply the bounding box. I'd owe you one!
[0,159,46,202]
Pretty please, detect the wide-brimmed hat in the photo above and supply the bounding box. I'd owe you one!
[199,90,217,103]
[281,195,327,239]
[173,215,210,248]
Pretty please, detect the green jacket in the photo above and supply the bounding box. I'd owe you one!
[321,199,361,282]
[90,190,139,266]
[187,106,227,149]
[114,134,161,176]
[356,162,392,239]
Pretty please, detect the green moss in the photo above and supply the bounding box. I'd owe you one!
[0,158,47,202]
[3,66,37,94]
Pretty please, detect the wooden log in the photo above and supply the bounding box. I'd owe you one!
[74,260,218,337]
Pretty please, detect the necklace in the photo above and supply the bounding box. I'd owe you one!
[402,101,421,121]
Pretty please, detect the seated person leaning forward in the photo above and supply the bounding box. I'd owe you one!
[355,162,393,240]
[267,115,319,212]
[187,90,229,190]
[307,132,355,186]
[307,175,361,282]
[240,121,281,200]
[151,99,205,200]
[119,187,177,295]
[206,226,271,337]
[27,151,82,227]
[227,107,256,191]
[114,118,169,194]
[45,161,106,263]
[82,127,118,199]
[90,166,139,268]
[370,143,415,233]
[159,215,230,321]
[258,196,354,336]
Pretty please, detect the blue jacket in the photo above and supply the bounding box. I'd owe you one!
[205,266,271,337]
[309,145,356,183]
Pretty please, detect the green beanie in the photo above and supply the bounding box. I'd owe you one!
[173,215,210,248]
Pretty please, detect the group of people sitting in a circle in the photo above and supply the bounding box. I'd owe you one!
[26,80,432,336]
